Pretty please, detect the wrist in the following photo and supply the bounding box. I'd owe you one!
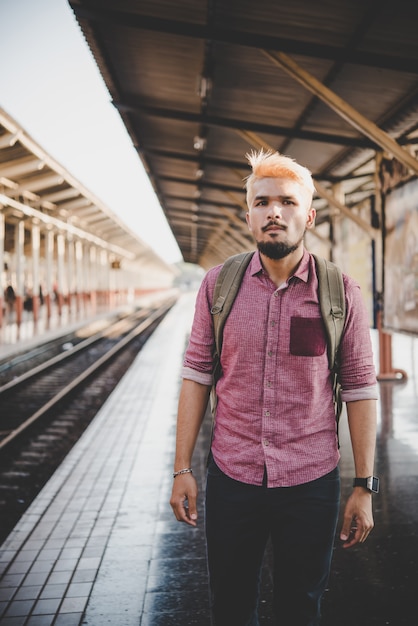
[353,476,379,493]
[173,467,193,478]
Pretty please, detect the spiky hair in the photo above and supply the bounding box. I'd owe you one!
[245,149,315,205]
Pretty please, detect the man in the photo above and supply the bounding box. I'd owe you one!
[170,149,378,625]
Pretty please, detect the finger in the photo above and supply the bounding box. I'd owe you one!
[340,519,359,548]
[186,494,198,524]
[358,525,372,543]
[182,497,198,527]
[171,496,197,527]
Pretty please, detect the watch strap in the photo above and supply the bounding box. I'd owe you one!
[353,476,379,493]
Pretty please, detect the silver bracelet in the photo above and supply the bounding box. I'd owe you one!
[173,468,193,478]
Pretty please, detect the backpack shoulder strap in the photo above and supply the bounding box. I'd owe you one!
[211,251,255,363]
[312,254,346,372]
[313,254,346,431]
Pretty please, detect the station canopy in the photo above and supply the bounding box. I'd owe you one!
[0,107,174,275]
[69,0,418,267]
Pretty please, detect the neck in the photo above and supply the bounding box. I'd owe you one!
[260,249,304,287]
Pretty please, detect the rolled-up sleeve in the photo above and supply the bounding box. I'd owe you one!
[339,276,378,401]
[181,267,221,386]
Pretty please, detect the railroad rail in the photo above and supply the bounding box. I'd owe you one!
[0,295,177,543]
[0,297,176,450]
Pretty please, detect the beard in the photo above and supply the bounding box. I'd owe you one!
[256,238,302,260]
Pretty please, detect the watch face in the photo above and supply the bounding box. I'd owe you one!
[367,476,380,493]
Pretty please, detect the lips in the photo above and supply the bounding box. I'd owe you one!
[262,221,286,233]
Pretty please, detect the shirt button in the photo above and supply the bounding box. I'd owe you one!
[273,292,278,297]
[266,381,272,387]
[265,410,270,416]
[268,350,273,357]
[271,321,275,327]
[263,439,269,446]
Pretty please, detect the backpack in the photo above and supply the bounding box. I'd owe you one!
[210,251,346,436]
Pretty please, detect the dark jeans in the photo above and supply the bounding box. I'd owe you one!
[205,457,340,626]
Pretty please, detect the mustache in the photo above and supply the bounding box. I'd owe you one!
[261,220,287,233]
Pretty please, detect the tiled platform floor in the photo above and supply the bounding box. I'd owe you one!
[0,291,418,625]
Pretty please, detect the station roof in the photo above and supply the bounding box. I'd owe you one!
[0,107,175,276]
[70,0,418,268]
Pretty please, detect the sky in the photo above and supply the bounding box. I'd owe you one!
[0,0,182,265]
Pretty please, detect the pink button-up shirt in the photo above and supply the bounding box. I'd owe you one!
[182,250,378,487]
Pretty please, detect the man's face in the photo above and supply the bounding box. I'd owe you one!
[246,177,315,258]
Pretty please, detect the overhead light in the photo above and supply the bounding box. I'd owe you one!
[197,76,212,100]
[193,136,206,151]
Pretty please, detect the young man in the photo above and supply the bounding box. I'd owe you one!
[170,149,378,625]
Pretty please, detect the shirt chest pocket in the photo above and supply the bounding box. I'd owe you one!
[289,316,326,357]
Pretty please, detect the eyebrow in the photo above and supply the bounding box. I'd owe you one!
[253,194,296,202]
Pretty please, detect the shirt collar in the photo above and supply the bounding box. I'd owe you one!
[250,249,311,283]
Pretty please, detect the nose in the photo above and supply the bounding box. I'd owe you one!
[268,201,282,220]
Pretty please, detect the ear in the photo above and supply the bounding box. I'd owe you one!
[306,206,316,230]
[246,211,253,232]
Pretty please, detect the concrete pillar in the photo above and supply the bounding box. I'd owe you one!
[0,211,4,328]
[67,235,74,314]
[75,240,83,312]
[31,222,41,324]
[99,249,108,308]
[376,310,408,381]
[82,243,89,309]
[89,246,97,312]
[15,220,25,327]
[45,228,54,321]
[56,233,65,316]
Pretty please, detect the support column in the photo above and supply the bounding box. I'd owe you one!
[31,221,41,324]
[75,240,83,313]
[99,249,109,308]
[56,233,65,316]
[0,210,4,328]
[89,246,97,312]
[376,310,408,381]
[15,221,25,327]
[82,243,90,311]
[67,235,74,314]
[373,154,407,382]
[45,228,54,322]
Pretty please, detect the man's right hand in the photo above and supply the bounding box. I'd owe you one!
[170,473,199,527]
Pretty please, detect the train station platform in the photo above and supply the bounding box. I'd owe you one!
[0,291,417,625]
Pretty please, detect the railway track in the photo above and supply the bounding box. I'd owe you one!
[0,296,176,543]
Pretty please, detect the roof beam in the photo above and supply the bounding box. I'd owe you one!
[144,148,251,170]
[41,188,80,203]
[0,156,45,180]
[58,197,93,211]
[263,50,418,177]
[70,5,418,74]
[115,101,377,149]
[0,193,135,259]
[0,131,23,149]
[159,175,245,195]
[13,172,65,193]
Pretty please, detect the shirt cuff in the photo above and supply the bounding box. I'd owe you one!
[341,384,379,403]
[181,366,213,386]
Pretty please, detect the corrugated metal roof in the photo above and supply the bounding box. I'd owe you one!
[69,0,418,267]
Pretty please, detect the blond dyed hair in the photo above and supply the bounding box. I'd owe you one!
[245,149,315,206]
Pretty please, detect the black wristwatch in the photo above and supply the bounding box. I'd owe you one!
[353,476,379,493]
